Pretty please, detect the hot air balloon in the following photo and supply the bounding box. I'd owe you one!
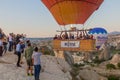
[41,0,104,52]
[41,0,104,25]
[88,27,108,49]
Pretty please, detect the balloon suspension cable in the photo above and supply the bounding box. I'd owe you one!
[84,10,98,29]
[40,1,51,18]
[59,25,63,31]
[64,26,67,31]
[80,24,84,30]
[48,0,63,31]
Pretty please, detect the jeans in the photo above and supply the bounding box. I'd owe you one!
[34,65,41,80]
[8,41,13,51]
[17,52,21,66]
[0,46,3,56]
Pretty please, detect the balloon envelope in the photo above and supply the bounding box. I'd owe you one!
[88,27,107,34]
[88,27,108,49]
[41,0,104,25]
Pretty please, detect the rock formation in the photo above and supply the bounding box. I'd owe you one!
[76,69,107,80]
[110,54,120,66]
[0,53,72,80]
[99,42,110,60]
[116,42,120,50]
[64,51,74,65]
[41,55,72,80]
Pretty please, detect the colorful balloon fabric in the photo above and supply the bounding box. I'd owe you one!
[88,27,107,34]
[42,0,104,25]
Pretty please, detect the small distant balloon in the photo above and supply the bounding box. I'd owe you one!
[88,27,108,49]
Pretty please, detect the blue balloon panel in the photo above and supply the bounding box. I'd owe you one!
[88,27,107,34]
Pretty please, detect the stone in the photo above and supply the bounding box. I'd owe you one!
[77,69,107,80]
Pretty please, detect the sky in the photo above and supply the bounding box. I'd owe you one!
[0,0,120,38]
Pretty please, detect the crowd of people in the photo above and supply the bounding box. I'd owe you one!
[16,40,42,80]
[53,30,93,40]
[0,28,26,56]
[0,28,42,80]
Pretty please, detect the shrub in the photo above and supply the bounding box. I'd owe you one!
[44,50,50,55]
[73,63,84,68]
[117,62,120,69]
[106,63,116,70]
[93,57,104,64]
[108,76,119,80]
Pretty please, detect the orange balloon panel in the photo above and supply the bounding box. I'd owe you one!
[42,0,104,25]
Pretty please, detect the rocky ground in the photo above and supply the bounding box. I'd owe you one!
[0,52,29,80]
[1,51,120,80]
[0,52,71,80]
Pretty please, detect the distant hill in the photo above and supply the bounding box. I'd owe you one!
[27,37,53,41]
[108,31,120,35]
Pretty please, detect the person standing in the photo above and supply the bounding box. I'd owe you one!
[25,43,34,75]
[20,40,25,64]
[16,40,22,67]
[32,47,42,80]
[0,38,3,56]
[2,37,8,55]
[8,33,13,52]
